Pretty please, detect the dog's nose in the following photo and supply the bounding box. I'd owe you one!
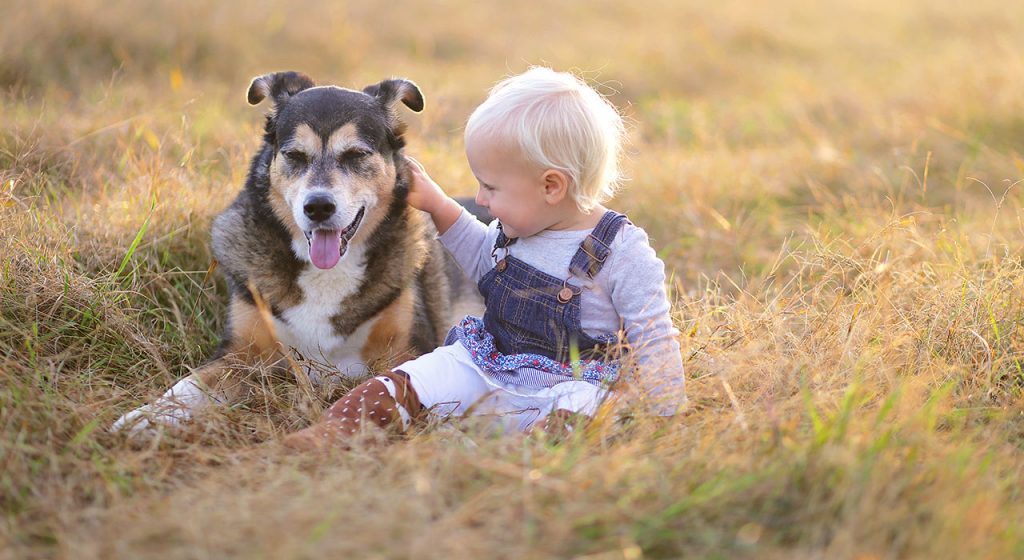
[303,194,336,222]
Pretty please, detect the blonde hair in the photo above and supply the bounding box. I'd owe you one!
[465,67,625,213]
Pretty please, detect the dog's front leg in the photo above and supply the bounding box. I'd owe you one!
[111,372,222,435]
[112,296,281,436]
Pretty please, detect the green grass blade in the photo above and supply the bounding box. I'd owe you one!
[115,198,156,280]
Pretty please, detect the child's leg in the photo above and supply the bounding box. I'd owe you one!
[282,342,492,450]
[526,380,610,438]
[531,408,586,436]
[282,371,421,451]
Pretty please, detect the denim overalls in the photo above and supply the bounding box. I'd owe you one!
[448,211,630,389]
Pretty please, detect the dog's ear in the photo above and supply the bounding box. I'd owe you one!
[363,78,425,114]
[247,71,315,106]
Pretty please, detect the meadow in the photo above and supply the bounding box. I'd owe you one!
[2,0,1023,557]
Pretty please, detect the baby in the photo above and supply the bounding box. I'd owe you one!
[284,67,685,448]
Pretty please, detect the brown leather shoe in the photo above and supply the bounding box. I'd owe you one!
[282,371,422,451]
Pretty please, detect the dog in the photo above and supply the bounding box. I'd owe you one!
[113,71,480,435]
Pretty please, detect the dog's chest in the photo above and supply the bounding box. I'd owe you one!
[273,243,371,376]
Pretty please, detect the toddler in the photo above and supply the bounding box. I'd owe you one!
[284,67,685,448]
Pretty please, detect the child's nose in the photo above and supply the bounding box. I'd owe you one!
[474,189,488,208]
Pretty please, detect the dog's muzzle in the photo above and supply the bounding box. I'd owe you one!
[302,196,365,270]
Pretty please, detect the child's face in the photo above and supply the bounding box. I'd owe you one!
[466,139,554,238]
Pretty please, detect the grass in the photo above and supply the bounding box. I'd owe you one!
[2,0,1024,558]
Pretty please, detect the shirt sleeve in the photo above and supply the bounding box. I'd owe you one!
[436,206,499,283]
[606,225,687,416]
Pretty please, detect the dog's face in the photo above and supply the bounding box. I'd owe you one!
[248,72,424,269]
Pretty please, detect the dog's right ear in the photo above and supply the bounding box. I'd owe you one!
[247,71,315,106]
[362,78,425,114]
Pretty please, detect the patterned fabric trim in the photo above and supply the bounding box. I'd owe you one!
[446,316,620,388]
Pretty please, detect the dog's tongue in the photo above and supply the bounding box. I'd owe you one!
[309,230,341,269]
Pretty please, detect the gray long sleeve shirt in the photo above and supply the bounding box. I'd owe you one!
[440,208,687,415]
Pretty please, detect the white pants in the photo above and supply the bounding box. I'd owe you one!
[395,342,609,432]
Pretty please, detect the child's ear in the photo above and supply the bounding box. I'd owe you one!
[542,169,570,204]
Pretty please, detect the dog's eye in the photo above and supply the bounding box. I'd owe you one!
[337,149,370,166]
[283,150,309,166]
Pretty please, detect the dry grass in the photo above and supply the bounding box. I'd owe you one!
[2,0,1023,558]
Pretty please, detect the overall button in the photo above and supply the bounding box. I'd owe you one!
[496,259,508,272]
[557,287,574,303]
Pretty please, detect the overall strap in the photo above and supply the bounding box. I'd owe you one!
[493,222,518,249]
[490,222,518,262]
[568,211,629,279]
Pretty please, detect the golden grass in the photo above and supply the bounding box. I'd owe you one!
[2,0,1023,558]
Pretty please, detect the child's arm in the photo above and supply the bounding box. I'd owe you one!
[405,155,495,282]
[608,226,687,416]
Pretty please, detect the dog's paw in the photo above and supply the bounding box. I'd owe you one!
[110,378,214,437]
[110,404,182,438]
[111,407,151,436]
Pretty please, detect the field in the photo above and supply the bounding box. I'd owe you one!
[2,0,1023,558]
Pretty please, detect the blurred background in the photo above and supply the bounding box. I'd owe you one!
[4,0,1022,282]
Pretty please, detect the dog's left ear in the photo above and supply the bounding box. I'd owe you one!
[363,78,425,114]
[247,71,316,106]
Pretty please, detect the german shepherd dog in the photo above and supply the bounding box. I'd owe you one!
[113,71,474,435]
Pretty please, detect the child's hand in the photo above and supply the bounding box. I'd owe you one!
[404,155,463,235]
[405,155,449,215]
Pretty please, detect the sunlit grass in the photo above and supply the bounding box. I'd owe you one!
[2,0,1023,557]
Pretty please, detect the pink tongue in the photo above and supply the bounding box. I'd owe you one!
[310,230,341,269]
